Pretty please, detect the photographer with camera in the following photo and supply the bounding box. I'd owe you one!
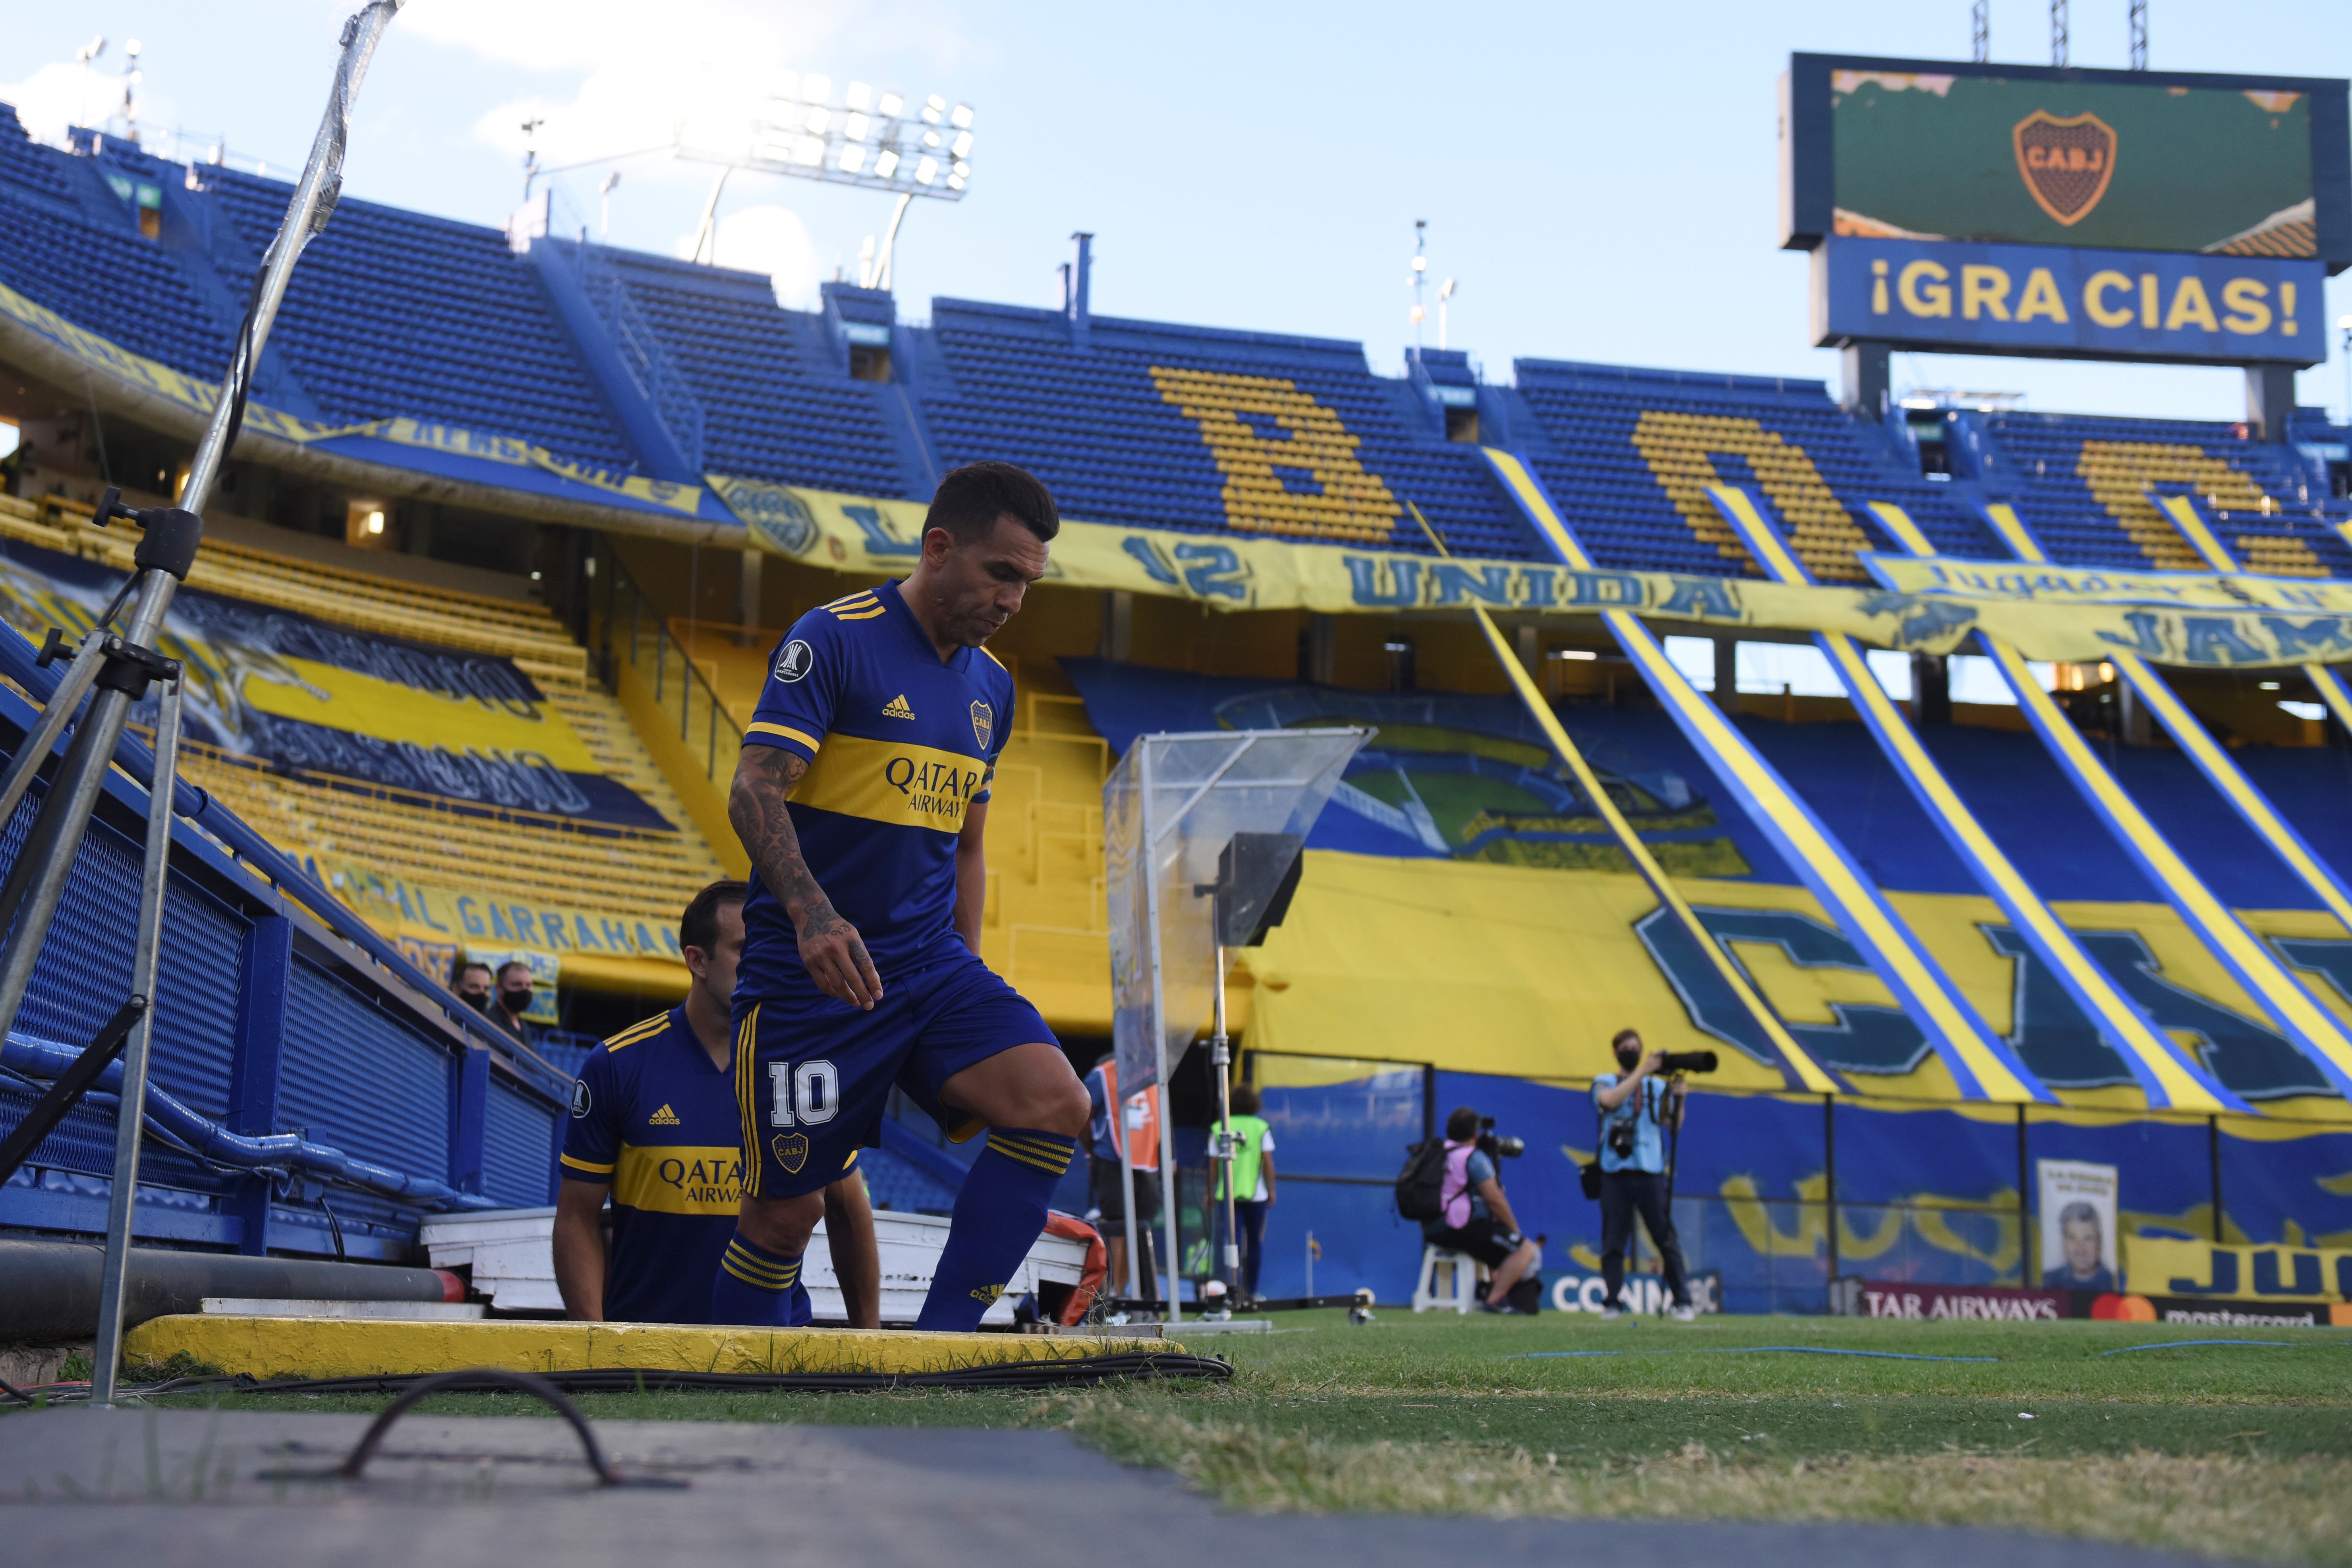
[1422,1106,1541,1315]
[1591,1028,1697,1321]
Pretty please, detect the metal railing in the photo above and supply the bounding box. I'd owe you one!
[590,546,742,797]
[577,245,708,472]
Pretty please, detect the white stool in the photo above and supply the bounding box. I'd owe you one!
[1412,1244,1486,1313]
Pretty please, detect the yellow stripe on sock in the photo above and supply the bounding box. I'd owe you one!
[988,1136,1075,1176]
[722,1242,800,1288]
[721,1255,798,1291]
[991,1132,1075,1159]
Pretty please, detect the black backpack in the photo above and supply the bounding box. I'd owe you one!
[1395,1137,1451,1222]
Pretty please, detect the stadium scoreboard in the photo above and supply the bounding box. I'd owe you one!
[1782,54,2352,367]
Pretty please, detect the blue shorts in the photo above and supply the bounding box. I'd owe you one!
[736,940,1055,1199]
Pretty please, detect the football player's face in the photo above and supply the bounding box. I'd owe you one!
[688,900,744,1007]
[930,514,1049,646]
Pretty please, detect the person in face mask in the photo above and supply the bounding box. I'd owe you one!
[492,961,537,1042]
[1591,1028,1695,1321]
[454,960,495,1014]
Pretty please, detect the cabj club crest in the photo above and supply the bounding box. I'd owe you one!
[771,1132,808,1174]
[2013,110,2117,226]
[971,699,993,749]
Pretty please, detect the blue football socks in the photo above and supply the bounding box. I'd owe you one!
[709,1230,811,1327]
[914,1128,1078,1332]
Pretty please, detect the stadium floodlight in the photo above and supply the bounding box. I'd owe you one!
[671,72,978,286]
[674,73,976,204]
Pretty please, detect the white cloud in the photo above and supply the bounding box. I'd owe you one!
[400,0,975,183]
[674,202,822,309]
[0,59,160,148]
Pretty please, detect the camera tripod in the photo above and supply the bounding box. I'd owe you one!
[0,2,400,1405]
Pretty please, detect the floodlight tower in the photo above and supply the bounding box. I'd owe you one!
[674,75,976,286]
[2051,0,2068,67]
[1971,1,1988,63]
[2129,0,2148,69]
[1409,219,1428,347]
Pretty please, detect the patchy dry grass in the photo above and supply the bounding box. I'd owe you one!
[115,1311,2352,1560]
[1072,1405,2352,1565]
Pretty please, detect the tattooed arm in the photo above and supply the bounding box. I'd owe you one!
[730,745,883,1008]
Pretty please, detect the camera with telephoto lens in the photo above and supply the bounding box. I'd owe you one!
[1658,1050,1719,1074]
[1475,1115,1524,1160]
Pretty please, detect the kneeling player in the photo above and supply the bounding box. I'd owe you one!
[714,462,1090,1333]
[555,880,880,1325]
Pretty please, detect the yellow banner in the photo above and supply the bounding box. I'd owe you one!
[0,279,703,517]
[1867,554,2352,613]
[2126,1236,2352,1300]
[721,482,2352,669]
[330,861,687,962]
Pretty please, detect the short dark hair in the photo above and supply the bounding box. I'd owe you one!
[926,460,1058,545]
[497,960,531,983]
[1610,1028,1642,1051]
[1230,1082,1261,1116]
[681,879,749,956]
[456,959,493,982]
[1446,1106,1481,1141]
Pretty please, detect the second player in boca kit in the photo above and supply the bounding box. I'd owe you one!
[712,462,1092,1332]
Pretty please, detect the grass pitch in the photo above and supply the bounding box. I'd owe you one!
[129,1311,2352,1562]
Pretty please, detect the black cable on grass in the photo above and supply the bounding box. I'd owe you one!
[0,1377,35,1405]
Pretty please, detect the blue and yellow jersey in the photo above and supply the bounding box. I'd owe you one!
[738,578,1014,993]
[559,1006,856,1323]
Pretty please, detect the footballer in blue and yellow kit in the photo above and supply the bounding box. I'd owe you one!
[560,1005,815,1323]
[732,576,1051,1176]
[717,463,1089,1333]
[557,882,879,1326]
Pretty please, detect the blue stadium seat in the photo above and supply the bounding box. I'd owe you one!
[0,106,76,203]
[1972,409,2352,575]
[197,167,636,469]
[916,300,1528,557]
[1511,359,1998,581]
[595,253,908,494]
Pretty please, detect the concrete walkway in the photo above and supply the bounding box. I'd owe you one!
[0,1407,2229,1568]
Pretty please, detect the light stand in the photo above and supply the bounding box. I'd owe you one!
[0,1,401,1404]
[1197,832,1305,1313]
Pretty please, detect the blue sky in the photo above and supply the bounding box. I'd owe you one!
[4,0,2351,422]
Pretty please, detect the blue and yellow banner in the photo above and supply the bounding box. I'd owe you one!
[1817,236,2324,364]
[0,533,669,829]
[0,279,718,521]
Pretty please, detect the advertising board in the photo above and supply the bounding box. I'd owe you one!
[1782,54,2351,365]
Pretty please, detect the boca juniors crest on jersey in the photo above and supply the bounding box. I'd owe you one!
[971,699,993,750]
[771,1132,808,1174]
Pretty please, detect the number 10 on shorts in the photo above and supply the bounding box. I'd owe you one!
[769,1060,840,1127]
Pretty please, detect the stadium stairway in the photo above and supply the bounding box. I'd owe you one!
[0,493,724,993]
[672,617,1112,1033]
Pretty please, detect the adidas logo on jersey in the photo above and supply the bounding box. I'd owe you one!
[649,1103,681,1126]
[882,694,916,719]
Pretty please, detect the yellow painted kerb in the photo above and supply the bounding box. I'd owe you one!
[124,1315,1181,1380]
